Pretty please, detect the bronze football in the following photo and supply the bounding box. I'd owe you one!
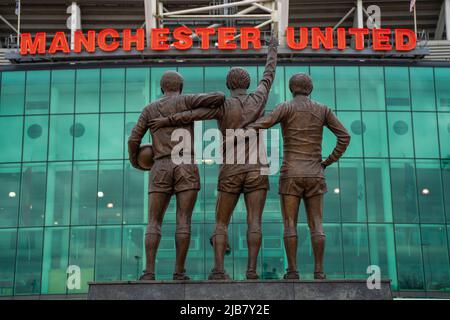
[137,143,154,171]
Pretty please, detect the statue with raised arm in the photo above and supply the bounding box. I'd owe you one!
[150,36,279,280]
[128,71,225,280]
[247,73,351,279]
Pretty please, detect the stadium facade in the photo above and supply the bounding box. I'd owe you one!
[0,0,449,299]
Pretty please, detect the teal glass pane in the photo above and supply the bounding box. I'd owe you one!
[360,67,385,110]
[184,224,205,280]
[125,68,150,112]
[323,223,344,279]
[322,164,340,222]
[264,174,282,222]
[362,112,388,157]
[150,67,171,100]
[310,66,335,109]
[442,161,450,222]
[395,224,425,291]
[45,162,72,226]
[41,227,69,294]
[19,163,47,227]
[0,71,25,115]
[205,164,219,223]
[365,159,393,222]
[177,67,204,94]
[385,67,411,111]
[50,70,75,114]
[342,224,369,278]
[335,66,361,110]
[205,66,230,93]
[368,224,398,289]
[124,113,150,159]
[95,226,122,281]
[0,163,21,227]
[0,116,23,163]
[416,160,445,223]
[260,222,284,280]
[99,113,124,159]
[410,67,436,111]
[322,124,337,159]
[23,115,48,162]
[421,225,450,291]
[156,223,176,279]
[123,162,147,225]
[339,159,366,222]
[337,111,363,157]
[48,114,73,161]
[413,112,440,158]
[390,160,419,223]
[101,68,125,112]
[284,66,309,99]
[258,66,285,110]
[0,229,17,296]
[71,161,98,226]
[435,67,450,111]
[122,225,145,281]
[73,114,99,160]
[438,112,450,158]
[297,224,313,278]
[25,71,50,115]
[387,112,414,158]
[68,226,95,294]
[97,161,123,225]
[14,228,43,295]
[75,69,100,113]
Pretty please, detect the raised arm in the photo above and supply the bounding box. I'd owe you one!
[184,91,225,110]
[149,106,223,131]
[322,108,351,167]
[128,109,149,170]
[247,103,287,130]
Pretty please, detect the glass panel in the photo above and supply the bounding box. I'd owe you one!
[205,164,219,223]
[14,228,43,295]
[97,161,123,225]
[365,159,393,222]
[442,161,450,222]
[71,161,98,226]
[342,224,369,278]
[45,162,72,226]
[123,162,147,225]
[0,71,25,115]
[185,224,205,280]
[335,66,361,110]
[150,67,172,101]
[410,67,436,111]
[0,163,21,227]
[99,113,124,159]
[339,159,366,222]
[413,112,440,158]
[416,160,445,223]
[41,227,69,294]
[322,164,340,223]
[125,68,150,112]
[337,111,363,157]
[387,112,414,158]
[100,68,125,112]
[438,112,450,158]
[0,229,17,296]
[95,226,122,281]
[68,226,95,294]
[25,71,50,115]
[323,223,344,279]
[177,67,204,94]
[310,66,335,109]
[390,160,419,223]
[50,70,75,114]
[435,67,450,111]
[395,224,425,291]
[156,223,176,279]
[258,66,285,110]
[23,115,48,162]
[73,114,99,160]
[362,111,388,157]
[284,66,309,100]
[360,67,385,110]
[261,222,284,280]
[75,69,100,113]
[0,116,23,163]
[19,163,47,227]
[48,114,74,161]
[421,225,450,291]
[122,225,145,280]
[385,67,410,111]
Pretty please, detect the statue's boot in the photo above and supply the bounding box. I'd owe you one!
[283,269,300,280]
[173,269,190,280]
[314,271,326,280]
[208,268,231,280]
[246,269,259,280]
[139,272,155,280]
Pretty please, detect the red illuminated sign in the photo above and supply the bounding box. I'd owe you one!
[20,26,417,55]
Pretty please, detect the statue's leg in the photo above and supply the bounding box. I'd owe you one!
[173,189,198,279]
[243,189,267,279]
[209,191,240,279]
[142,192,171,280]
[304,194,326,280]
[280,194,301,279]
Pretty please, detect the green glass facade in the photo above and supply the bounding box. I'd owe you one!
[0,64,449,297]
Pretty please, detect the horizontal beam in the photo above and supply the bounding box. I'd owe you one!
[163,14,272,19]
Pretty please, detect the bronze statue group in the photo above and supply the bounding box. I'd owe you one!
[128,35,350,281]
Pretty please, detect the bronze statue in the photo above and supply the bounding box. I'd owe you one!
[246,73,351,279]
[128,71,225,280]
[150,37,279,280]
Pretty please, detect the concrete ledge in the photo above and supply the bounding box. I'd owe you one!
[88,279,392,300]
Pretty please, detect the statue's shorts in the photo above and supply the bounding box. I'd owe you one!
[279,177,328,198]
[149,158,200,195]
[218,171,269,194]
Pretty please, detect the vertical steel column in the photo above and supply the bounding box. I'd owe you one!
[354,0,364,28]
[277,0,289,46]
[144,0,158,47]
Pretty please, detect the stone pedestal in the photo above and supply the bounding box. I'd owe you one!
[88,279,392,300]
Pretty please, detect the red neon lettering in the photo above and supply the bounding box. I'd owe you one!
[98,29,120,52]
[20,32,46,55]
[395,29,416,51]
[218,27,237,50]
[123,29,145,51]
[348,28,369,50]
[240,27,261,50]
[48,32,70,54]
[373,29,392,51]
[195,28,215,50]
[173,26,193,50]
[151,28,170,51]
[286,27,308,50]
[74,31,95,53]
[311,27,333,50]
